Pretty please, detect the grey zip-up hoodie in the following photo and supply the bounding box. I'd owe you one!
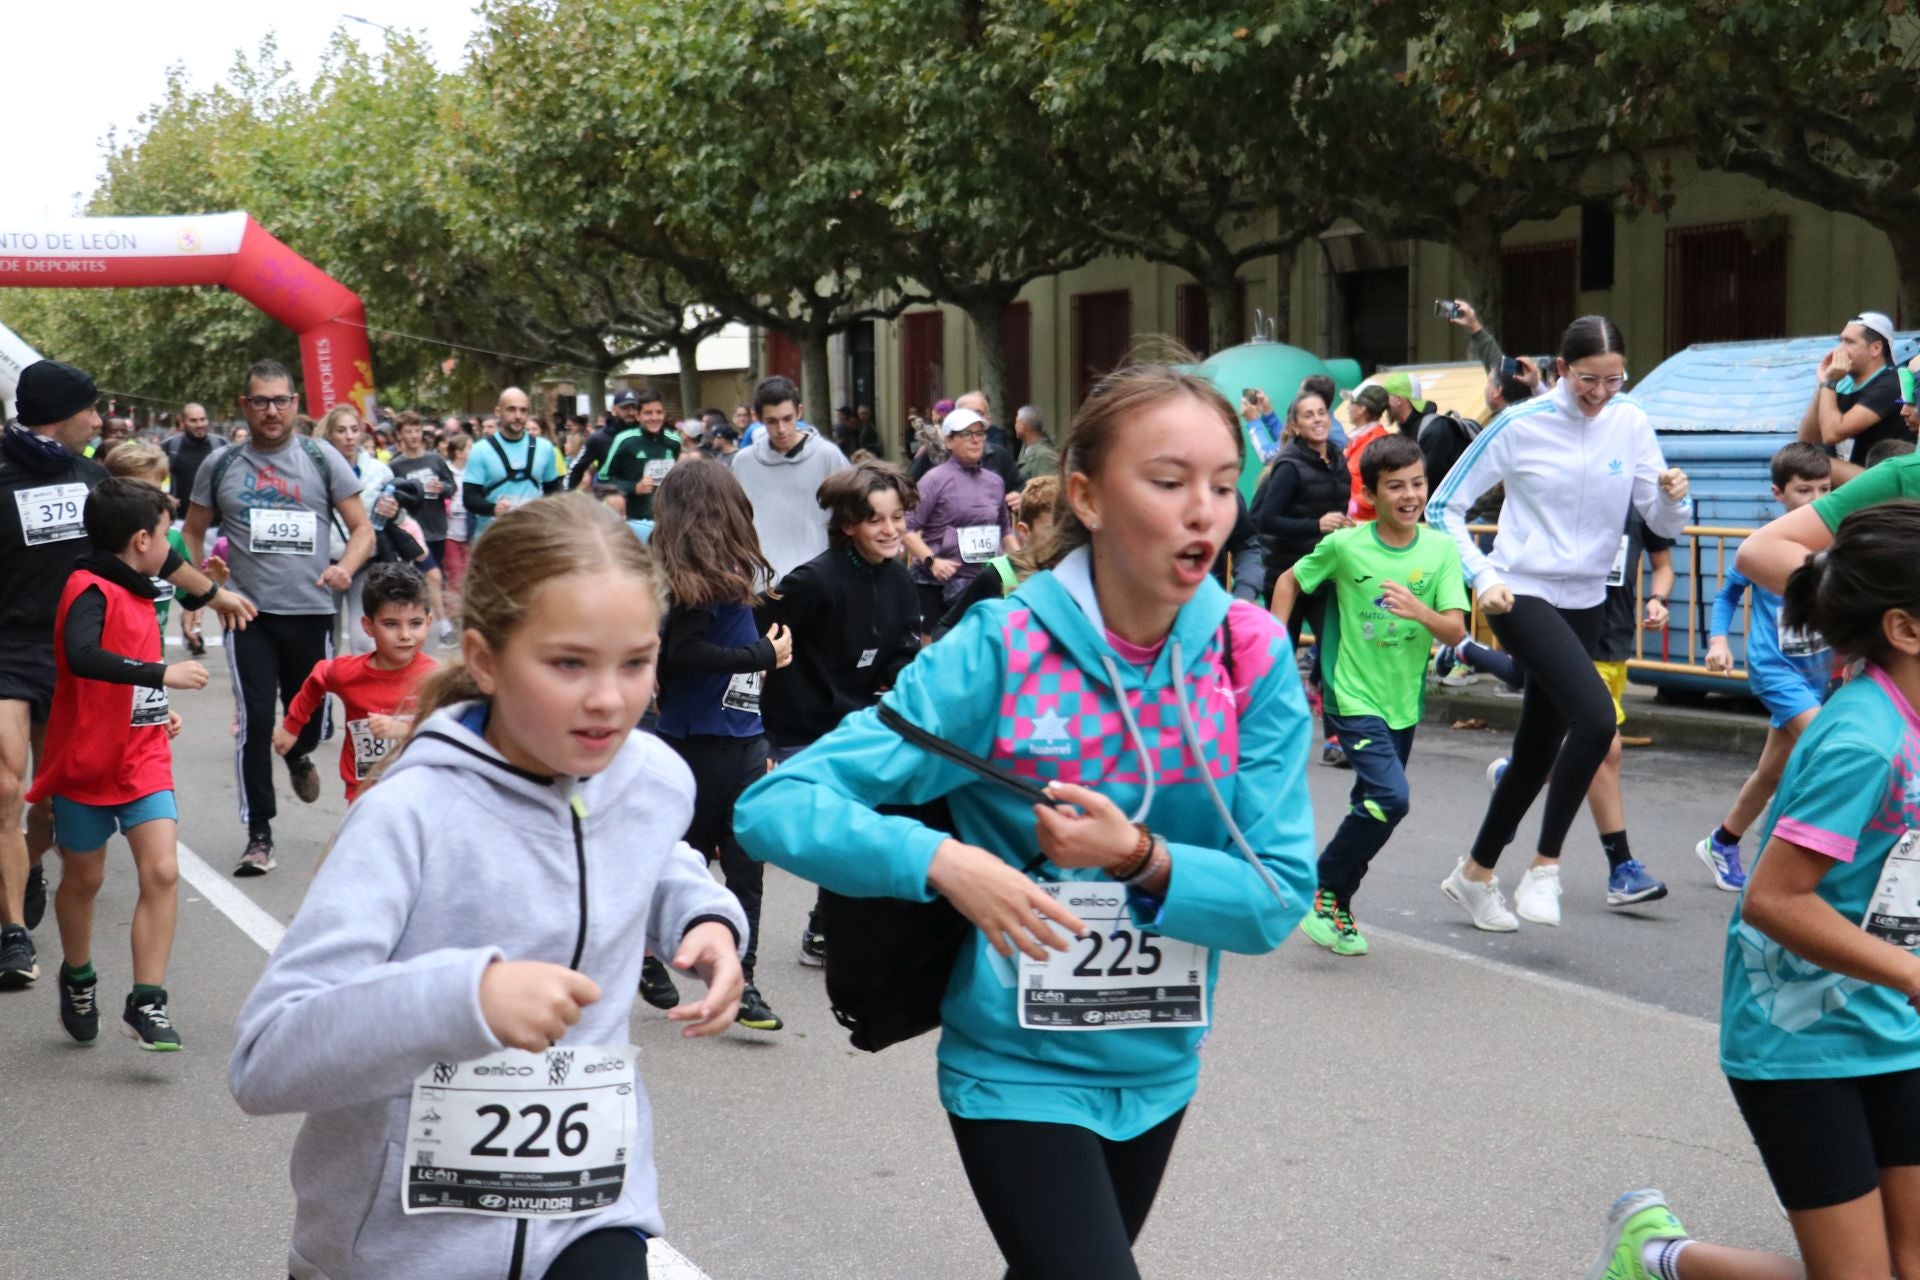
[229,702,747,1280]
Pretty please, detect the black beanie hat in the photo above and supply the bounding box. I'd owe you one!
[16,359,98,427]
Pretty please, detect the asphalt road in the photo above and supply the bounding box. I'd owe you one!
[0,642,1796,1279]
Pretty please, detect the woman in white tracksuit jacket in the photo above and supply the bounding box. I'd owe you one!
[1426,316,1692,932]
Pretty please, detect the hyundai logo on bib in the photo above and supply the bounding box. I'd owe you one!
[479,1195,507,1210]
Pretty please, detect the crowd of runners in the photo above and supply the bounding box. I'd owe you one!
[3,305,1920,1278]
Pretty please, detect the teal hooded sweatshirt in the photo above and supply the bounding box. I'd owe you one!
[734,548,1317,1139]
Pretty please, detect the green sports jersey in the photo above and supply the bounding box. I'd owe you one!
[1292,523,1469,729]
[1814,451,1920,532]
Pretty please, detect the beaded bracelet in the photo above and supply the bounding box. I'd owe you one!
[1125,839,1170,888]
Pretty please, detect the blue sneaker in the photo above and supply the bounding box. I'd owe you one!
[1694,834,1746,891]
[1606,859,1669,907]
[1433,644,1459,679]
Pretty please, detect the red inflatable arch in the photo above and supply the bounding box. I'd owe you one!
[0,212,374,417]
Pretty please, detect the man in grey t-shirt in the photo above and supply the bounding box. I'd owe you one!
[182,359,373,876]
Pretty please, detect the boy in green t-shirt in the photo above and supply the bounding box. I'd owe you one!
[1272,435,1469,955]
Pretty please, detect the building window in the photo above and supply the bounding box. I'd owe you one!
[1665,222,1790,355]
[1174,281,1247,359]
[1500,241,1578,360]
[1072,290,1133,407]
[900,311,945,422]
[764,330,802,385]
[1002,302,1031,412]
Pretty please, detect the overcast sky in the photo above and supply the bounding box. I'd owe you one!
[1,2,486,222]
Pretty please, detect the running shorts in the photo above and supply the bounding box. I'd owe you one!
[52,790,179,852]
[1592,660,1628,727]
[0,643,58,724]
[1747,654,1829,731]
[1727,1068,1920,1211]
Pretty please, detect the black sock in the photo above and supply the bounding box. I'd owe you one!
[1714,824,1741,847]
[1600,830,1632,871]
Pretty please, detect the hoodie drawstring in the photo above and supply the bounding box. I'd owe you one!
[1099,642,1288,906]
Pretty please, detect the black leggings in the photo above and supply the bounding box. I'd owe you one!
[664,733,769,980]
[948,1108,1186,1280]
[542,1227,649,1278]
[1469,596,1612,869]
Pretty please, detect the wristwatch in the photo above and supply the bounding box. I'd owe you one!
[1648,593,1669,606]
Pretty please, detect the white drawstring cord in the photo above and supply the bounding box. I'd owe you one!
[1169,639,1288,905]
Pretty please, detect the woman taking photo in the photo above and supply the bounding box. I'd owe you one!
[737,363,1317,1279]
[1253,386,1352,766]
[1428,315,1691,932]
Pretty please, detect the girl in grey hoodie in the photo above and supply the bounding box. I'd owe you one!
[230,494,748,1280]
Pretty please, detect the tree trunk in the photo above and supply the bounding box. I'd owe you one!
[1452,213,1504,344]
[799,330,832,424]
[583,367,608,418]
[1269,244,1296,346]
[964,299,1012,429]
[1886,221,1920,339]
[674,337,703,422]
[1205,260,1240,359]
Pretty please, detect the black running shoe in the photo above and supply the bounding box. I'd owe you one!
[638,956,680,1010]
[59,970,99,1044]
[185,631,206,657]
[234,836,276,877]
[798,916,826,969]
[122,989,182,1052]
[735,984,783,1031]
[288,755,321,804]
[0,924,38,988]
[23,860,45,931]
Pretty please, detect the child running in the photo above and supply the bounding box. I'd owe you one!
[1696,443,1835,891]
[272,562,439,805]
[102,441,193,638]
[28,478,212,1049]
[649,459,791,1032]
[1270,434,1468,955]
[229,493,746,1280]
[759,461,925,966]
[736,363,1317,1279]
[1586,500,1920,1280]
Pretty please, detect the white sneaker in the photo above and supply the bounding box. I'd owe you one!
[1514,864,1563,926]
[1441,859,1520,932]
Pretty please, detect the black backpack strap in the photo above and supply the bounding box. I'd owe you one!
[482,433,536,493]
[203,446,242,526]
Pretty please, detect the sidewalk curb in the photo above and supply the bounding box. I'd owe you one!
[1422,683,1773,758]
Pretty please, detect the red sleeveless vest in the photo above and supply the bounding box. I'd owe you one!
[27,568,173,807]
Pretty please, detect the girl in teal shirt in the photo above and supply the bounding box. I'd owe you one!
[735,364,1316,1279]
[1586,501,1920,1280]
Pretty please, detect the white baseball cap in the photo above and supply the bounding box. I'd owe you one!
[1851,311,1896,341]
[941,407,987,436]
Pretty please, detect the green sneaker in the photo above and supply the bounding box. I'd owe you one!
[1331,907,1369,957]
[1299,889,1342,950]
[1584,1188,1687,1280]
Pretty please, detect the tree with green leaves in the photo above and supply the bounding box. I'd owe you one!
[1007,2,1342,352]
[1298,0,1591,343]
[1416,0,1920,321]
[475,0,919,415]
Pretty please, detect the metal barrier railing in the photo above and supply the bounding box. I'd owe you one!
[1462,522,1760,685]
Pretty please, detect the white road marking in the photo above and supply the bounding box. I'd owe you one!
[176,840,286,953]
[1366,921,1719,1036]
[177,838,716,1279]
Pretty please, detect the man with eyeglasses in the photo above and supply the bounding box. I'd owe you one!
[182,359,374,877]
[1796,310,1908,483]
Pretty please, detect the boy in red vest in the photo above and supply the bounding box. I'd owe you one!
[273,563,437,803]
[29,478,214,1050]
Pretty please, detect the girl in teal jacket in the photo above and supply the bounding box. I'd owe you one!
[735,363,1316,1279]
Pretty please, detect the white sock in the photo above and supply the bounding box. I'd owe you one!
[1642,1237,1692,1280]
